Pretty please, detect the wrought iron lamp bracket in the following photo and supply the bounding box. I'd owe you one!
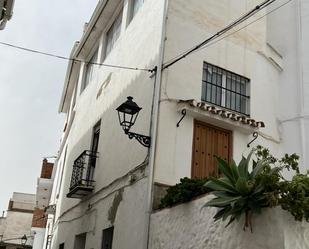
[247,132,259,148]
[126,131,151,148]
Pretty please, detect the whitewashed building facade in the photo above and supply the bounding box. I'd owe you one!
[0,193,35,249]
[48,0,309,249]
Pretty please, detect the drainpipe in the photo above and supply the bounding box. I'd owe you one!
[144,0,169,249]
[295,0,307,169]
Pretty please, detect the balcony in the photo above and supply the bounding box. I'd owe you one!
[67,150,97,198]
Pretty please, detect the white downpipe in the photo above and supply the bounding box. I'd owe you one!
[144,0,169,249]
[295,0,307,169]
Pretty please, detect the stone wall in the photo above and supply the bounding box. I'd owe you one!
[149,195,309,249]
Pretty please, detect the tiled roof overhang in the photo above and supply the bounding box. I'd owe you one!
[178,99,265,133]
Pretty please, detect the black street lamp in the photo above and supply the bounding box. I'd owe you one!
[21,235,27,247]
[116,96,151,147]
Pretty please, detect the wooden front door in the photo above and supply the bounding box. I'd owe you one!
[192,121,232,178]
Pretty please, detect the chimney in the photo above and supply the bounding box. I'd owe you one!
[40,159,54,179]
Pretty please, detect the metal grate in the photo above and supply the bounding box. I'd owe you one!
[69,150,97,191]
[202,62,250,116]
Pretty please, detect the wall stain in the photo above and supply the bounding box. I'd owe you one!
[97,73,112,99]
[108,188,124,224]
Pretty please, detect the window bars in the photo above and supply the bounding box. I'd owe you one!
[202,62,250,116]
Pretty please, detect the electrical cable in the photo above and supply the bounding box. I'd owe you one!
[163,0,278,69]
[193,0,293,55]
[0,41,154,72]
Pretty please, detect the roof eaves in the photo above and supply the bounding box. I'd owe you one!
[58,42,80,114]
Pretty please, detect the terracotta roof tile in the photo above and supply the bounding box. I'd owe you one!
[178,99,265,128]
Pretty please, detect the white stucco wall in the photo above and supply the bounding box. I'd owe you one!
[32,227,46,249]
[0,217,6,234]
[0,193,35,247]
[49,0,309,248]
[266,0,309,173]
[154,0,283,185]
[11,192,36,211]
[56,0,164,217]
[50,0,165,248]
[1,211,34,247]
[36,178,53,209]
[150,195,309,249]
[52,178,148,249]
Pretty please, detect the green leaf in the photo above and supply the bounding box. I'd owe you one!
[213,206,233,221]
[205,178,238,194]
[235,177,250,195]
[251,159,267,178]
[215,156,235,184]
[239,149,255,178]
[212,191,237,198]
[205,196,242,207]
[225,216,236,227]
[230,160,240,182]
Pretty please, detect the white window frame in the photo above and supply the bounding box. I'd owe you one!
[80,45,100,93]
[102,7,123,61]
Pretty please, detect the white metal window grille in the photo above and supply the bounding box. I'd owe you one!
[202,62,250,116]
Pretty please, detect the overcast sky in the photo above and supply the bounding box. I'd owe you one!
[0,0,98,212]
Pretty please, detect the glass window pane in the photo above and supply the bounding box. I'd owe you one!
[211,85,216,103]
[236,81,241,93]
[201,62,250,115]
[216,85,222,105]
[83,47,99,91]
[226,91,231,109]
[226,76,231,90]
[241,79,247,95]
[202,82,207,101]
[132,0,143,19]
[241,96,247,114]
[105,11,123,58]
[207,67,212,82]
[206,84,211,102]
[231,92,236,110]
[236,94,241,112]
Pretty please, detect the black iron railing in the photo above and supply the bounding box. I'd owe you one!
[69,150,98,192]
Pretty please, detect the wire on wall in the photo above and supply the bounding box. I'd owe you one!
[192,0,293,55]
[163,0,281,69]
[0,41,155,73]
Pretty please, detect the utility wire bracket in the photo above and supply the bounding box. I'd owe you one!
[176,109,187,127]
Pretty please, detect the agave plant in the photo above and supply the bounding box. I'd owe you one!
[204,150,270,232]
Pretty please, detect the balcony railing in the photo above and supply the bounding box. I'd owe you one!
[67,150,98,198]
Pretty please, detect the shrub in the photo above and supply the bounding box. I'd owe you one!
[159,177,210,209]
[279,174,309,221]
[205,146,309,231]
[204,150,270,231]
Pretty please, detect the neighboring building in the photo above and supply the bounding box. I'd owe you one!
[47,0,309,249]
[0,192,35,249]
[31,159,54,249]
[0,0,14,30]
